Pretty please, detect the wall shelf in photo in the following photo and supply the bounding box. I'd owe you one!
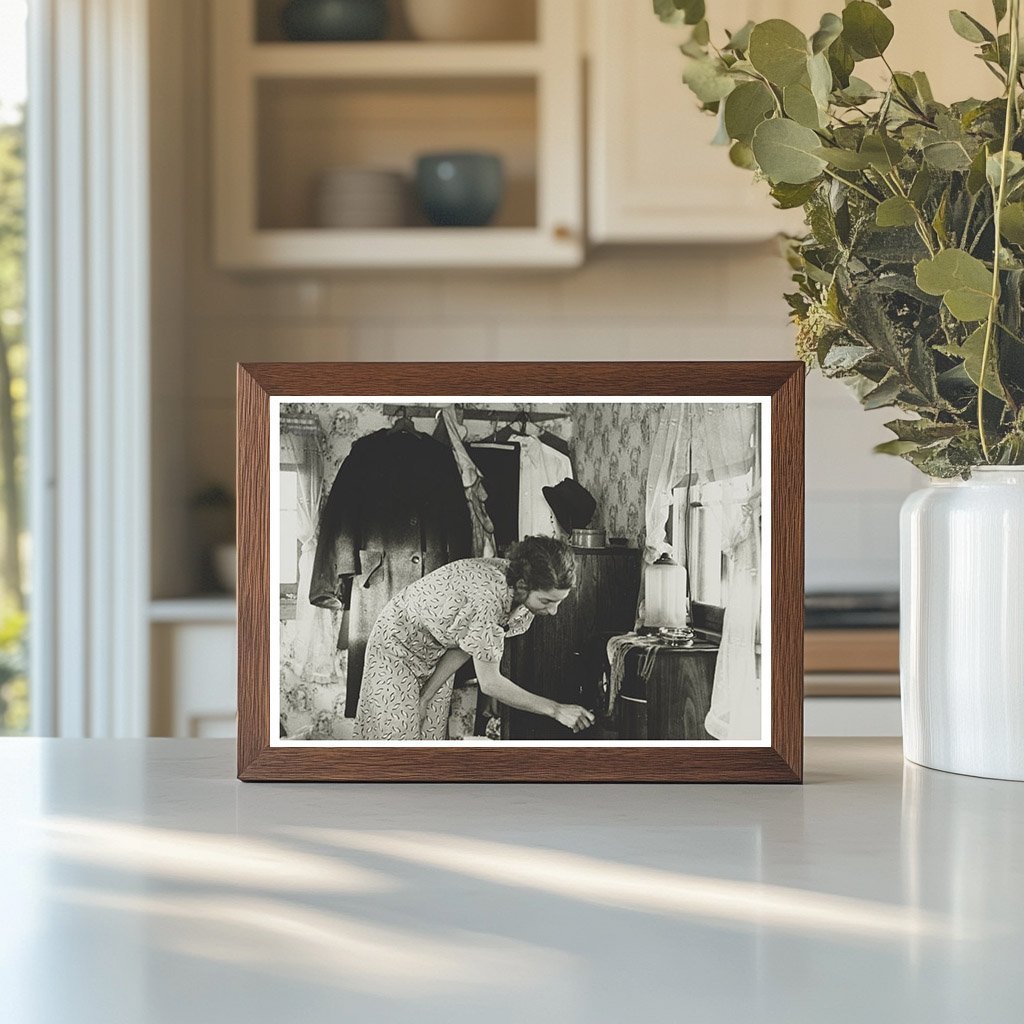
[213,0,581,269]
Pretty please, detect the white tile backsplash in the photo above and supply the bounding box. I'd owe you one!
[182,247,918,593]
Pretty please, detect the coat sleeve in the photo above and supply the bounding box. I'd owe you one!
[439,447,474,561]
[308,443,363,610]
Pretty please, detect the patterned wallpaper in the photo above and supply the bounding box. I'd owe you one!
[574,403,666,547]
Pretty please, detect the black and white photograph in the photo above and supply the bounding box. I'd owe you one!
[271,396,769,746]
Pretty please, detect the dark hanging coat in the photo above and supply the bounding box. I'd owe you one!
[309,428,473,716]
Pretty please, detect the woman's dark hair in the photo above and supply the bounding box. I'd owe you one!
[505,535,577,592]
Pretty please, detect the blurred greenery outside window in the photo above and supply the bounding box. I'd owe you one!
[1,0,29,734]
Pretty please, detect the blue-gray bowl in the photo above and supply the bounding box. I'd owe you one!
[281,0,388,42]
[415,153,505,228]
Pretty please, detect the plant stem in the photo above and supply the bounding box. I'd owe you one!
[979,0,1021,462]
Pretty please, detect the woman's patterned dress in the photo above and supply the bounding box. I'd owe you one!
[352,558,535,740]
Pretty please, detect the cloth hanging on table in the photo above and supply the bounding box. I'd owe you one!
[468,441,521,552]
[280,428,344,685]
[438,406,496,558]
[309,428,474,717]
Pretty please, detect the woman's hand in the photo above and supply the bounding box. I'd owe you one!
[553,703,595,733]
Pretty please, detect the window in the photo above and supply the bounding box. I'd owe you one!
[0,0,27,735]
[673,470,754,610]
[279,464,300,618]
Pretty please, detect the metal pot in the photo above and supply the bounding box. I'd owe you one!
[571,528,606,549]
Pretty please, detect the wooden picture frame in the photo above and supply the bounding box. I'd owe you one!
[237,362,804,782]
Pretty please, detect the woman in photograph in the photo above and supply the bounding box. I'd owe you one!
[353,535,596,740]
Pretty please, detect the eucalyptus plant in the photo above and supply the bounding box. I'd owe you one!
[657,0,1024,475]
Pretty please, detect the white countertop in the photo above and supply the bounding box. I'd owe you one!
[1,737,1021,1023]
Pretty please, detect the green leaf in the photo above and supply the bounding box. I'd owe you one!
[993,0,1008,24]
[723,81,775,144]
[808,51,833,109]
[860,133,904,173]
[986,150,1024,191]
[770,180,820,209]
[938,325,1006,398]
[653,0,705,26]
[810,12,843,54]
[682,57,736,104]
[948,10,994,44]
[748,20,809,87]
[692,19,710,45]
[884,418,963,443]
[1000,203,1024,245]
[876,197,918,228]
[751,118,828,184]
[837,76,879,104]
[724,20,755,53]
[932,190,950,247]
[913,71,935,104]
[915,249,994,322]
[967,144,991,194]
[828,36,856,89]
[862,374,903,409]
[729,140,757,169]
[842,1,895,59]
[922,140,973,171]
[784,80,825,129]
[909,164,933,205]
[814,146,872,170]
[874,438,922,455]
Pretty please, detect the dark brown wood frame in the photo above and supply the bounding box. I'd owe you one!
[237,362,804,782]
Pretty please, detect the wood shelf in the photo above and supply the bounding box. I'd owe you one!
[217,226,580,270]
[249,42,544,78]
[212,0,583,269]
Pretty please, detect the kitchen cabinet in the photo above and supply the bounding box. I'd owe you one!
[585,0,998,244]
[211,0,583,269]
[503,547,642,740]
[587,0,810,243]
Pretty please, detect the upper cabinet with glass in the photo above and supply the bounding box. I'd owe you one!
[212,0,583,268]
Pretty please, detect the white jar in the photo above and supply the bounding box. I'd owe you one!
[900,467,1024,780]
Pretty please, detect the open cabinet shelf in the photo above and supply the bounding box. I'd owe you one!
[212,0,582,269]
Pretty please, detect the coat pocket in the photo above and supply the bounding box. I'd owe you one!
[358,549,385,589]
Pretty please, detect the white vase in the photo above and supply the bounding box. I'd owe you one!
[900,467,1024,780]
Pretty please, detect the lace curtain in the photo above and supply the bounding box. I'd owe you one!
[644,403,761,741]
[281,429,343,684]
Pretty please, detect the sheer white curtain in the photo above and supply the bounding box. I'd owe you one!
[644,403,691,563]
[644,404,761,741]
[695,406,761,741]
[281,430,342,683]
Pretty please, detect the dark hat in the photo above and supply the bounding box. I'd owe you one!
[542,478,597,532]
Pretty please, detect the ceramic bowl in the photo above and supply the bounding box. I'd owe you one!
[403,0,533,41]
[281,0,388,42]
[415,152,504,228]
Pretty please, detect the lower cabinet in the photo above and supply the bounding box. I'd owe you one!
[150,602,237,737]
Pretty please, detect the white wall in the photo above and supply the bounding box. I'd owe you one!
[155,0,921,599]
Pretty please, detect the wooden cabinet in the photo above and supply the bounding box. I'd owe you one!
[211,0,583,269]
[503,547,642,739]
[587,0,808,243]
[585,0,997,244]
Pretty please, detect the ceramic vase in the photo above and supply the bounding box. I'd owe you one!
[900,467,1024,781]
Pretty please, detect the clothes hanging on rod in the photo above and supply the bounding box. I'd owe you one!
[467,441,521,553]
[309,426,473,717]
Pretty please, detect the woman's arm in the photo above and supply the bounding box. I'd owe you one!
[419,648,472,723]
[473,658,595,732]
